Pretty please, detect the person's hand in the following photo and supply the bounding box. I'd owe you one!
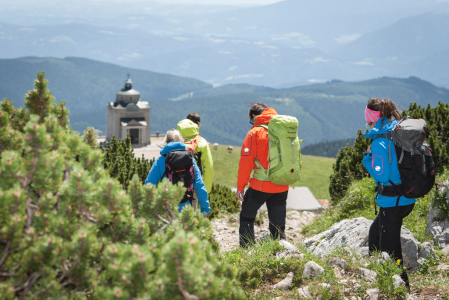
[236,190,245,201]
[367,145,371,153]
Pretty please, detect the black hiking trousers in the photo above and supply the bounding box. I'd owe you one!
[239,188,288,248]
[369,203,415,288]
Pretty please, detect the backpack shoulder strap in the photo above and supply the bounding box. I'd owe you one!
[256,124,268,130]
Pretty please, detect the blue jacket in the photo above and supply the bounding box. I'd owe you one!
[144,142,210,215]
[362,118,417,208]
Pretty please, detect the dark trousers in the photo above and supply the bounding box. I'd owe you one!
[369,203,415,287]
[239,188,288,248]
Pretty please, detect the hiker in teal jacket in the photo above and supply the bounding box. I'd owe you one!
[362,98,415,290]
[144,133,210,216]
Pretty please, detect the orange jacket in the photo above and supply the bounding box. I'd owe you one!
[237,107,289,193]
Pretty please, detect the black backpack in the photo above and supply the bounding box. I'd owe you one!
[162,150,195,204]
[374,117,436,211]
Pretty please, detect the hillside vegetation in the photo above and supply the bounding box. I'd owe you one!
[2,57,449,147]
[211,145,335,200]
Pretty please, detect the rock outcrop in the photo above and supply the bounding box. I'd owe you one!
[426,180,449,247]
[303,217,434,271]
[273,272,293,291]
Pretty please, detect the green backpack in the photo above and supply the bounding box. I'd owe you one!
[253,115,303,185]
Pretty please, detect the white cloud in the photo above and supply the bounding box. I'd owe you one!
[270,32,315,46]
[272,54,280,57]
[118,52,142,60]
[99,30,122,35]
[234,74,264,79]
[225,76,234,80]
[210,38,225,43]
[263,45,278,49]
[231,39,250,44]
[245,26,257,29]
[307,79,328,83]
[308,57,331,64]
[166,19,182,24]
[353,60,375,66]
[172,36,190,41]
[50,35,76,44]
[228,66,239,71]
[334,34,361,44]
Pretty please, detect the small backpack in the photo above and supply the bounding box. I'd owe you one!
[184,135,203,175]
[253,115,303,185]
[163,150,195,204]
[374,117,435,208]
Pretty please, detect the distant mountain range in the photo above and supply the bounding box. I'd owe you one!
[2,9,449,88]
[2,57,448,146]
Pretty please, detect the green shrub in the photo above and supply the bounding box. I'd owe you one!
[0,72,245,299]
[102,135,155,190]
[208,183,241,218]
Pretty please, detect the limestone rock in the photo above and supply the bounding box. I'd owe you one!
[255,230,271,244]
[273,272,293,291]
[426,180,449,247]
[381,252,390,261]
[276,251,304,259]
[302,261,324,278]
[354,284,361,292]
[364,288,379,300]
[297,286,312,298]
[333,266,344,279]
[303,217,434,271]
[356,267,377,282]
[328,257,347,269]
[279,239,300,252]
[442,245,449,255]
[436,263,449,271]
[392,274,406,289]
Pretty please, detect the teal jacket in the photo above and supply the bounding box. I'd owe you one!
[362,118,417,208]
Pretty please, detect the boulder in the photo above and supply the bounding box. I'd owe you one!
[303,217,434,271]
[356,267,377,282]
[279,239,300,252]
[297,286,312,298]
[328,257,347,269]
[442,245,449,255]
[436,263,449,271]
[302,261,324,278]
[276,251,304,259]
[425,180,449,247]
[392,274,406,289]
[364,288,379,300]
[273,272,293,291]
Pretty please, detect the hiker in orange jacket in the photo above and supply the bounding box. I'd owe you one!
[236,102,289,247]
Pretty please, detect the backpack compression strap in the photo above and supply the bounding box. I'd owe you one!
[253,124,271,182]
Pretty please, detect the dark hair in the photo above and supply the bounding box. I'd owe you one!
[186,113,201,125]
[367,98,402,122]
[248,102,268,119]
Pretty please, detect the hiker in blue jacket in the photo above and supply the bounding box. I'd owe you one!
[362,98,416,289]
[144,129,210,216]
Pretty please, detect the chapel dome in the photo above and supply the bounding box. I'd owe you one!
[116,76,140,105]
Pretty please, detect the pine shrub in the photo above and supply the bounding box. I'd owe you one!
[0,72,245,299]
[208,183,241,218]
[102,136,155,190]
[329,101,449,204]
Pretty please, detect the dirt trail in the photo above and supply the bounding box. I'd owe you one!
[211,210,317,252]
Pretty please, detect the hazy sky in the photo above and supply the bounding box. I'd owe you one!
[152,0,283,4]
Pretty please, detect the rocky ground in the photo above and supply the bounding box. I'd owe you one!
[211,210,317,252]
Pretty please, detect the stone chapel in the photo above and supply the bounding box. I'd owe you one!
[105,75,150,147]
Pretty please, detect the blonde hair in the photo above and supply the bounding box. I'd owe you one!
[164,129,183,143]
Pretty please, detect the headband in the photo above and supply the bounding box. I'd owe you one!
[365,106,381,123]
